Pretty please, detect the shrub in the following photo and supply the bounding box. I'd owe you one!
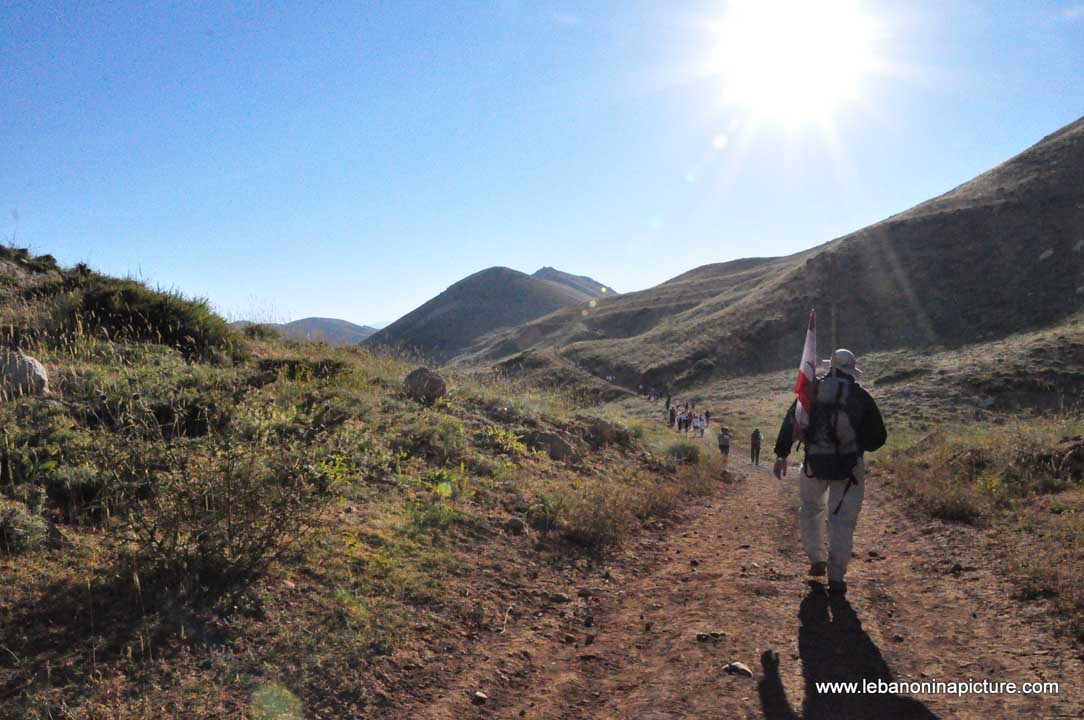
[243,323,281,341]
[68,275,242,361]
[667,440,702,465]
[0,499,48,554]
[526,491,565,534]
[45,465,110,523]
[391,414,466,466]
[481,425,527,456]
[562,481,634,549]
[99,424,340,601]
[406,499,464,531]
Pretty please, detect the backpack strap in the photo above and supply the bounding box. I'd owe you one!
[833,472,858,515]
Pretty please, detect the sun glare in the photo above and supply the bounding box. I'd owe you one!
[709,0,881,127]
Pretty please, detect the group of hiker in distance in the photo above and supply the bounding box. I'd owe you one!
[657,310,887,595]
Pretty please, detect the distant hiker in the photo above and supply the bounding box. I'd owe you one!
[692,414,702,436]
[716,426,732,470]
[668,406,677,427]
[704,409,711,428]
[750,428,762,466]
[666,394,672,411]
[773,349,886,595]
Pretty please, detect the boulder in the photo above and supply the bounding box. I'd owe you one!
[523,430,576,461]
[403,367,447,405]
[0,351,49,397]
[576,416,632,450]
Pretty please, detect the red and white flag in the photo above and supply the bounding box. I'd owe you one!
[792,309,817,441]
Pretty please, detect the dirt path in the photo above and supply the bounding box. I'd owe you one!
[419,448,1084,719]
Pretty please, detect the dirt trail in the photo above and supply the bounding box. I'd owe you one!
[420,447,1084,719]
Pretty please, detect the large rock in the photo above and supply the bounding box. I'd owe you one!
[523,430,576,461]
[576,416,632,449]
[403,367,447,405]
[0,352,49,397]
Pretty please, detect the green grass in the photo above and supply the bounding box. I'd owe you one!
[0,252,705,717]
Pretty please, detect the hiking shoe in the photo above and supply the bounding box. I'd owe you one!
[828,580,847,596]
[808,561,827,577]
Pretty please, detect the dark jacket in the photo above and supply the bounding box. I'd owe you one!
[773,370,886,459]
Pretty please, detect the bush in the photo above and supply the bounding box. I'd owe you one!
[562,481,634,549]
[667,440,702,465]
[99,425,341,601]
[391,414,466,466]
[69,275,242,361]
[0,499,48,554]
[243,323,281,341]
[46,465,110,523]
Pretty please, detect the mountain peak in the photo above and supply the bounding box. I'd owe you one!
[531,267,616,298]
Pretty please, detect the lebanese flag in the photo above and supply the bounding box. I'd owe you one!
[792,309,817,441]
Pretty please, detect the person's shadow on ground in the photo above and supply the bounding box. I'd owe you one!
[758,584,939,720]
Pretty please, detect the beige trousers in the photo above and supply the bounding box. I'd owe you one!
[798,457,865,582]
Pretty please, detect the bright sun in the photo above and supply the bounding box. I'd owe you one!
[709,0,881,127]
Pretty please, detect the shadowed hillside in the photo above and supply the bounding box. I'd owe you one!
[457,116,1084,390]
[362,266,600,362]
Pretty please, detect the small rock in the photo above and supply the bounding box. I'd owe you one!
[892,634,906,643]
[471,691,488,706]
[584,615,594,628]
[949,562,964,576]
[505,517,528,536]
[585,634,595,646]
[689,559,700,567]
[549,592,572,603]
[868,550,880,558]
[577,587,594,598]
[723,661,754,678]
[644,622,653,632]
[737,544,751,550]
[696,631,725,643]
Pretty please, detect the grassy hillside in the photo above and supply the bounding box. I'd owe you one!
[459,117,1084,391]
[362,267,597,363]
[0,249,719,718]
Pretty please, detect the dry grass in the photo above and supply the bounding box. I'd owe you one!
[0,295,711,718]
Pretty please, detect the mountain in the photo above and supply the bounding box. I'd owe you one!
[532,267,616,298]
[457,116,1084,389]
[233,317,378,345]
[361,266,600,362]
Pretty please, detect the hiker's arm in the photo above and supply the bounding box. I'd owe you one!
[773,399,798,458]
[857,390,887,453]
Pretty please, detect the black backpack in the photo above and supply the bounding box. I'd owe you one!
[802,375,860,482]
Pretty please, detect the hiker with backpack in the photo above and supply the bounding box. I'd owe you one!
[668,406,677,428]
[750,428,762,466]
[716,426,732,470]
[772,349,886,595]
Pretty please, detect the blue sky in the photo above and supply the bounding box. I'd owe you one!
[2,1,1083,325]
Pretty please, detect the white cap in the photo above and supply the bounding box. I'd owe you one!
[829,348,861,376]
